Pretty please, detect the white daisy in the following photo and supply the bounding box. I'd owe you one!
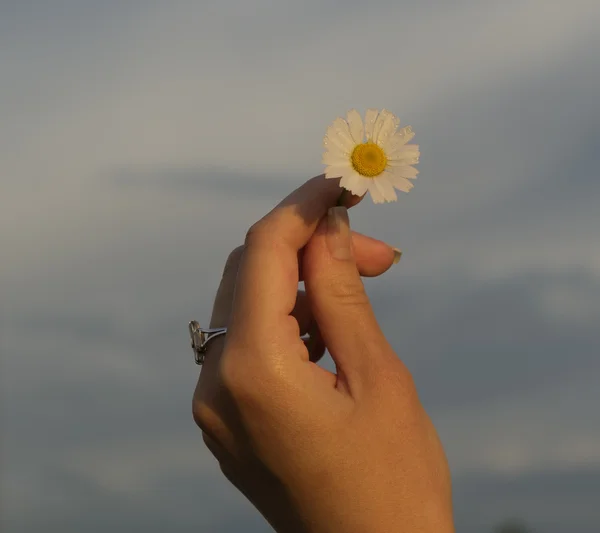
[322,109,420,204]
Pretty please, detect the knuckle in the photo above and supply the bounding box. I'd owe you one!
[327,276,370,307]
[219,354,249,397]
[203,432,230,465]
[223,245,245,276]
[219,462,240,487]
[219,351,280,406]
[191,400,206,428]
[244,219,269,247]
[201,431,213,447]
[387,360,421,409]
[192,400,218,433]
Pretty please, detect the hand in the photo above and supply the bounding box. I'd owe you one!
[192,175,454,533]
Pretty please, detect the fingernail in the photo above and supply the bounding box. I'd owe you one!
[327,206,353,260]
[392,247,402,264]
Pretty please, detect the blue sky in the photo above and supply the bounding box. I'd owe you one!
[2,1,600,532]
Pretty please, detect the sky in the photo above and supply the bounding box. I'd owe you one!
[1,0,600,532]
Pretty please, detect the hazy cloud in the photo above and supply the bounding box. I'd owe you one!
[2,0,600,532]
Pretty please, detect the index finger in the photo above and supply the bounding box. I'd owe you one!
[228,175,358,342]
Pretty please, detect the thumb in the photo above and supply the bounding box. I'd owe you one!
[302,206,394,394]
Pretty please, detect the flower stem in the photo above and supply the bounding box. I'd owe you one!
[336,189,348,207]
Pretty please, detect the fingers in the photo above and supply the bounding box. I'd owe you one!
[293,295,326,363]
[210,246,245,328]
[305,322,326,363]
[212,247,313,333]
[291,291,312,335]
[212,232,397,330]
[302,207,395,394]
[228,175,360,349]
[299,231,399,280]
[352,232,401,276]
[208,229,397,366]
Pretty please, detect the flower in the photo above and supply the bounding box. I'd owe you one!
[322,109,420,203]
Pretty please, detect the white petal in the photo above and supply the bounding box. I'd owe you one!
[396,126,416,144]
[384,126,415,152]
[375,175,398,202]
[388,144,420,164]
[364,109,380,141]
[341,171,369,197]
[374,110,399,147]
[332,117,355,148]
[323,118,355,154]
[387,172,415,193]
[371,110,387,144]
[402,144,420,153]
[345,109,364,144]
[386,163,419,178]
[367,180,386,204]
[324,165,351,179]
[322,151,350,166]
[324,130,349,154]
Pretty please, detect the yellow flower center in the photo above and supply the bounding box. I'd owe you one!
[350,142,388,177]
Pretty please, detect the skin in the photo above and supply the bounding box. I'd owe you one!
[192,175,454,533]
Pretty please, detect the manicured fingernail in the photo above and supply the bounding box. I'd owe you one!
[392,247,402,264]
[327,206,353,260]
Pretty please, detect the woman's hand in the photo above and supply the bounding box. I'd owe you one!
[192,175,454,533]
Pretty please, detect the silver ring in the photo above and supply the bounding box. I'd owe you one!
[189,320,312,365]
[189,321,227,365]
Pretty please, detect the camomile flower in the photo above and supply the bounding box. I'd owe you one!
[322,109,420,204]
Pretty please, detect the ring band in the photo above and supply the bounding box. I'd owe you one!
[189,321,227,365]
[189,320,311,366]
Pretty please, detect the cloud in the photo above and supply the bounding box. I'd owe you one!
[3,0,599,187]
[454,467,600,533]
[2,1,600,532]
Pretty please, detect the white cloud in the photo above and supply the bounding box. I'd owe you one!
[2,1,600,531]
[65,436,214,494]
[436,367,600,475]
[3,0,599,187]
